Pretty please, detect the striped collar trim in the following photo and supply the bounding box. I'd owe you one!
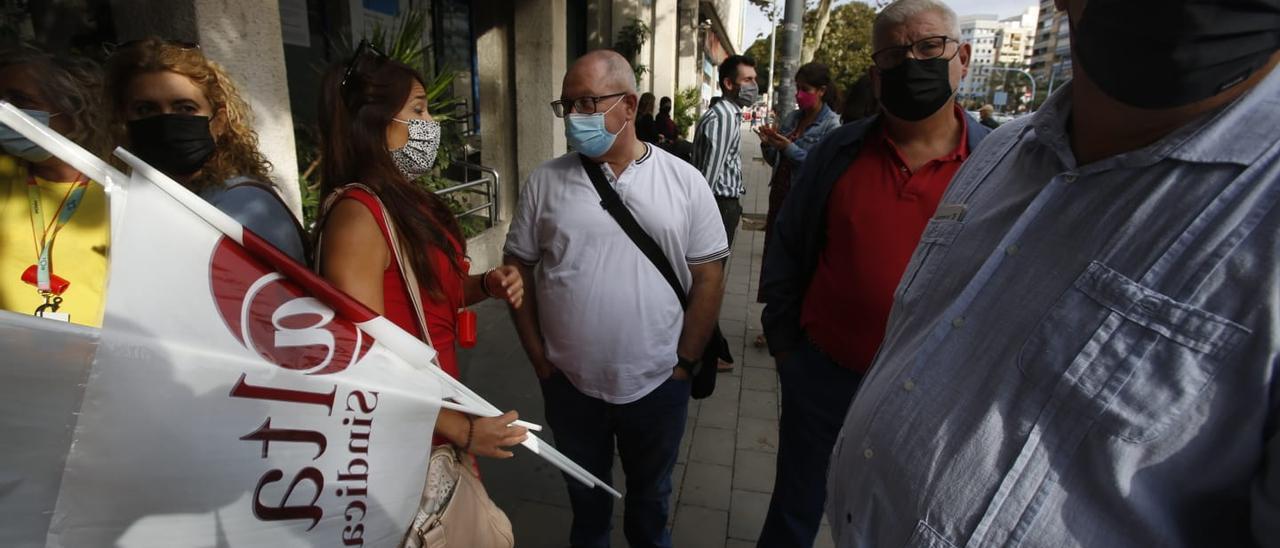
[635,143,654,165]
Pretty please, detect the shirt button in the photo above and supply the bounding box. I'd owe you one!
[1005,244,1019,256]
[951,317,965,328]
[1063,173,1078,183]
[846,513,853,524]
[903,379,916,391]
[863,448,874,459]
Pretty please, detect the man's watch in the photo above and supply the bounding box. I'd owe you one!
[676,356,700,376]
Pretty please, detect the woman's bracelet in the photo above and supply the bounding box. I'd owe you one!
[480,268,499,299]
[462,415,475,453]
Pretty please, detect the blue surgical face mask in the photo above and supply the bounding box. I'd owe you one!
[0,108,55,163]
[564,97,628,158]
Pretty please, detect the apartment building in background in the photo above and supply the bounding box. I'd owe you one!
[1029,0,1072,92]
[958,4,1037,106]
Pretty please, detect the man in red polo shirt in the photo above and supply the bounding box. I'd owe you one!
[756,1,993,546]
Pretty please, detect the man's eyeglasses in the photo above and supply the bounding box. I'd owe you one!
[550,92,627,118]
[341,39,389,92]
[871,35,961,70]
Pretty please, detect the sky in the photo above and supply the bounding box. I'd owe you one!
[742,0,1041,44]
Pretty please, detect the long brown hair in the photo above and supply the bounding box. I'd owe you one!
[105,37,273,193]
[318,56,464,300]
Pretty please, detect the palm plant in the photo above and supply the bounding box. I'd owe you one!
[299,5,470,229]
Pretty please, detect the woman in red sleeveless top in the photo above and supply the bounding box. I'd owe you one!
[316,44,527,458]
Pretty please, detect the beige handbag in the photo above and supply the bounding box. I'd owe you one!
[318,184,514,548]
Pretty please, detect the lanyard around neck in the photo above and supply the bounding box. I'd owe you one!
[26,174,89,294]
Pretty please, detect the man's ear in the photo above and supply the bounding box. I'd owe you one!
[959,42,972,79]
[721,76,735,92]
[625,93,639,119]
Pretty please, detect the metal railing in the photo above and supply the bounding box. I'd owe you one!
[433,160,501,230]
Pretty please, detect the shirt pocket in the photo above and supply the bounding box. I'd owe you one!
[1016,261,1249,443]
[903,520,957,548]
[894,218,963,302]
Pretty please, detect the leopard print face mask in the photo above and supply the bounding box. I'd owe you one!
[389,118,441,179]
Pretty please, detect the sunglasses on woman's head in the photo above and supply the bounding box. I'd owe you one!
[340,40,389,92]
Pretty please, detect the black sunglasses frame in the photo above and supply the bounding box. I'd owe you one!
[549,92,629,118]
[341,39,390,92]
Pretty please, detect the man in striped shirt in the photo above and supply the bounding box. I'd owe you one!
[693,55,757,248]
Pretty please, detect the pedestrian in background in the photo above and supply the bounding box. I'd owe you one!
[978,103,999,128]
[757,1,991,545]
[655,95,677,143]
[0,48,111,326]
[693,54,757,250]
[841,74,877,124]
[636,91,659,144]
[505,50,728,548]
[106,37,307,264]
[753,62,844,348]
[827,0,1280,545]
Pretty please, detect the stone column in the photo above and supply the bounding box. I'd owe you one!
[512,0,567,186]
[650,0,679,100]
[467,3,518,271]
[111,0,302,218]
[675,0,700,137]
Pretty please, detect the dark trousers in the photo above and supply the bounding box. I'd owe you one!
[715,195,743,249]
[758,338,864,548]
[541,372,691,548]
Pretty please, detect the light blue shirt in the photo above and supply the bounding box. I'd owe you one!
[200,177,307,264]
[827,66,1280,547]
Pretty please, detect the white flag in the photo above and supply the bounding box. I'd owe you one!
[0,101,616,548]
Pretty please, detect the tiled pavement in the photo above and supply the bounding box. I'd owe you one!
[460,130,834,547]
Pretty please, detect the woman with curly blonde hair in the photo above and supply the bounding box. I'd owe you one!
[105,37,306,263]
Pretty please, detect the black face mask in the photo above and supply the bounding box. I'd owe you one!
[879,58,954,121]
[1076,0,1280,109]
[126,114,217,176]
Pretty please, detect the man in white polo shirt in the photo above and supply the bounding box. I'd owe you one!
[505,50,729,548]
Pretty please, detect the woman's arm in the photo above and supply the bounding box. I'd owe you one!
[319,198,526,457]
[319,198,389,314]
[463,265,524,308]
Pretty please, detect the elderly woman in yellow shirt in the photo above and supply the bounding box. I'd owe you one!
[0,48,111,327]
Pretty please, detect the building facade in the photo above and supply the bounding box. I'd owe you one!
[1,0,744,268]
[995,5,1038,67]
[1029,0,1072,93]
[958,5,1039,110]
[957,14,1000,103]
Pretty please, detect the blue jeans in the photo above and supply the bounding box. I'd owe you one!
[541,371,690,548]
[758,338,863,548]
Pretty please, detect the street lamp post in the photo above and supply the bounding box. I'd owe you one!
[981,65,1036,112]
[767,0,777,117]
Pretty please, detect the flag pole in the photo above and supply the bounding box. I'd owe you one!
[111,148,618,498]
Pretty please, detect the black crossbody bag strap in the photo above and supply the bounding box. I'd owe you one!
[578,154,689,309]
[577,153,728,399]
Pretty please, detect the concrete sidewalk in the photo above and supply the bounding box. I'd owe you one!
[460,130,832,547]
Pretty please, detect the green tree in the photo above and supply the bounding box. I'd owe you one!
[810,2,876,98]
[745,2,875,103]
[744,36,774,91]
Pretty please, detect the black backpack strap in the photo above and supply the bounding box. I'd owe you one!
[578,153,689,308]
